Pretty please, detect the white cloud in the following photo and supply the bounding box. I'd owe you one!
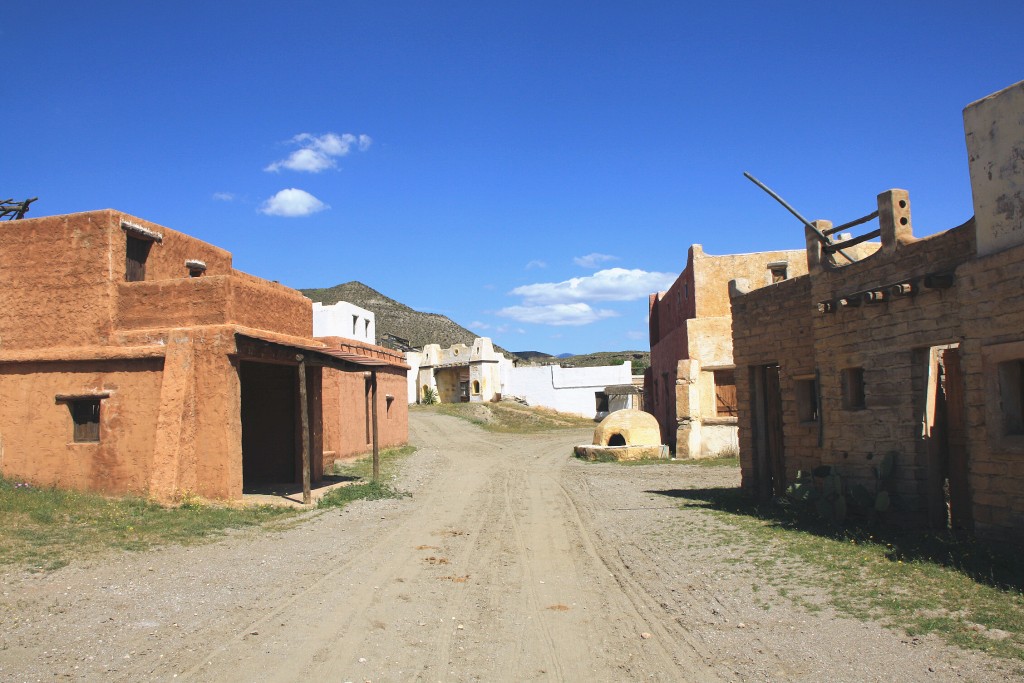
[573,252,617,268]
[496,303,619,326]
[470,321,490,330]
[510,268,677,305]
[626,330,646,340]
[259,188,328,217]
[212,191,235,201]
[525,259,547,270]
[265,132,372,173]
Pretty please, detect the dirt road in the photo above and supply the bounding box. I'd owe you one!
[0,411,1016,681]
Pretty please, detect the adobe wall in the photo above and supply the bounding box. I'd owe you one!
[804,200,976,516]
[647,245,806,453]
[0,209,310,352]
[0,357,164,495]
[149,326,244,501]
[964,80,1024,257]
[226,270,312,337]
[321,365,409,466]
[731,275,816,494]
[692,246,808,319]
[957,240,1024,537]
[0,211,119,350]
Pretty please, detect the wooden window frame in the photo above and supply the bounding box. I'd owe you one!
[56,393,110,443]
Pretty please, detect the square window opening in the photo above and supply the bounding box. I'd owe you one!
[595,391,609,413]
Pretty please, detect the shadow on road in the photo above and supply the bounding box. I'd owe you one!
[647,485,1024,593]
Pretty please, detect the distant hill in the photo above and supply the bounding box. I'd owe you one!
[513,351,556,362]
[514,350,650,374]
[300,281,517,357]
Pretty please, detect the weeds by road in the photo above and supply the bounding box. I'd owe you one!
[654,482,1024,661]
[320,445,417,509]
[414,401,595,432]
[0,477,297,573]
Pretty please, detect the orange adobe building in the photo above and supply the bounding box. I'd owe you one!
[0,209,408,501]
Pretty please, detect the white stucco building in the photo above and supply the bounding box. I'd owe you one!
[312,301,376,344]
[408,337,634,419]
[502,362,633,418]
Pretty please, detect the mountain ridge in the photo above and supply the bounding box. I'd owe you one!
[300,281,516,356]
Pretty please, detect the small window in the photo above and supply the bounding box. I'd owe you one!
[841,367,866,409]
[795,377,819,422]
[768,261,789,283]
[595,391,609,413]
[998,360,1024,435]
[472,380,481,395]
[70,399,101,442]
[713,369,737,417]
[352,315,359,335]
[364,319,371,338]
[125,235,152,282]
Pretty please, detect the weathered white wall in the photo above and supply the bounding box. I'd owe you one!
[504,362,633,418]
[312,301,376,343]
[965,80,1024,257]
[700,423,739,457]
[405,351,423,403]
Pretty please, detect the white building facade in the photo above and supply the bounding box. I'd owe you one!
[312,301,376,344]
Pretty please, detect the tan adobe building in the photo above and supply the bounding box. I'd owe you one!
[729,80,1024,539]
[0,210,408,502]
[647,245,806,457]
[409,337,505,404]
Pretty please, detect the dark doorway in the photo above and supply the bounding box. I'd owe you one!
[240,361,298,487]
[754,364,786,498]
[925,345,972,530]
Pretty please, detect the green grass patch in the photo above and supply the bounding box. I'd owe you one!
[321,445,417,510]
[317,480,408,509]
[416,402,595,433]
[653,484,1024,660]
[330,445,417,480]
[606,457,688,466]
[685,455,740,468]
[0,477,298,573]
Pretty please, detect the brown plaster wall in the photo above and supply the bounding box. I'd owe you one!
[116,275,311,337]
[0,358,164,495]
[321,365,409,467]
[0,211,118,350]
[149,326,243,501]
[0,208,394,503]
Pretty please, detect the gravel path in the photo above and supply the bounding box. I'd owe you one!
[0,411,1018,682]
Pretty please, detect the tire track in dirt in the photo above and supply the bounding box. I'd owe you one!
[554,468,724,681]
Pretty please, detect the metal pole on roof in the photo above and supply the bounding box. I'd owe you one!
[743,172,855,263]
[297,355,312,505]
[371,370,380,482]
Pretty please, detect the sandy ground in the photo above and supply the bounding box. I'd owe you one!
[0,411,1019,682]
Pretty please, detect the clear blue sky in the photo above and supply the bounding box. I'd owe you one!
[5,2,1022,354]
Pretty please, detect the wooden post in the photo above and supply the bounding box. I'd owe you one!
[297,355,311,505]
[371,370,380,482]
